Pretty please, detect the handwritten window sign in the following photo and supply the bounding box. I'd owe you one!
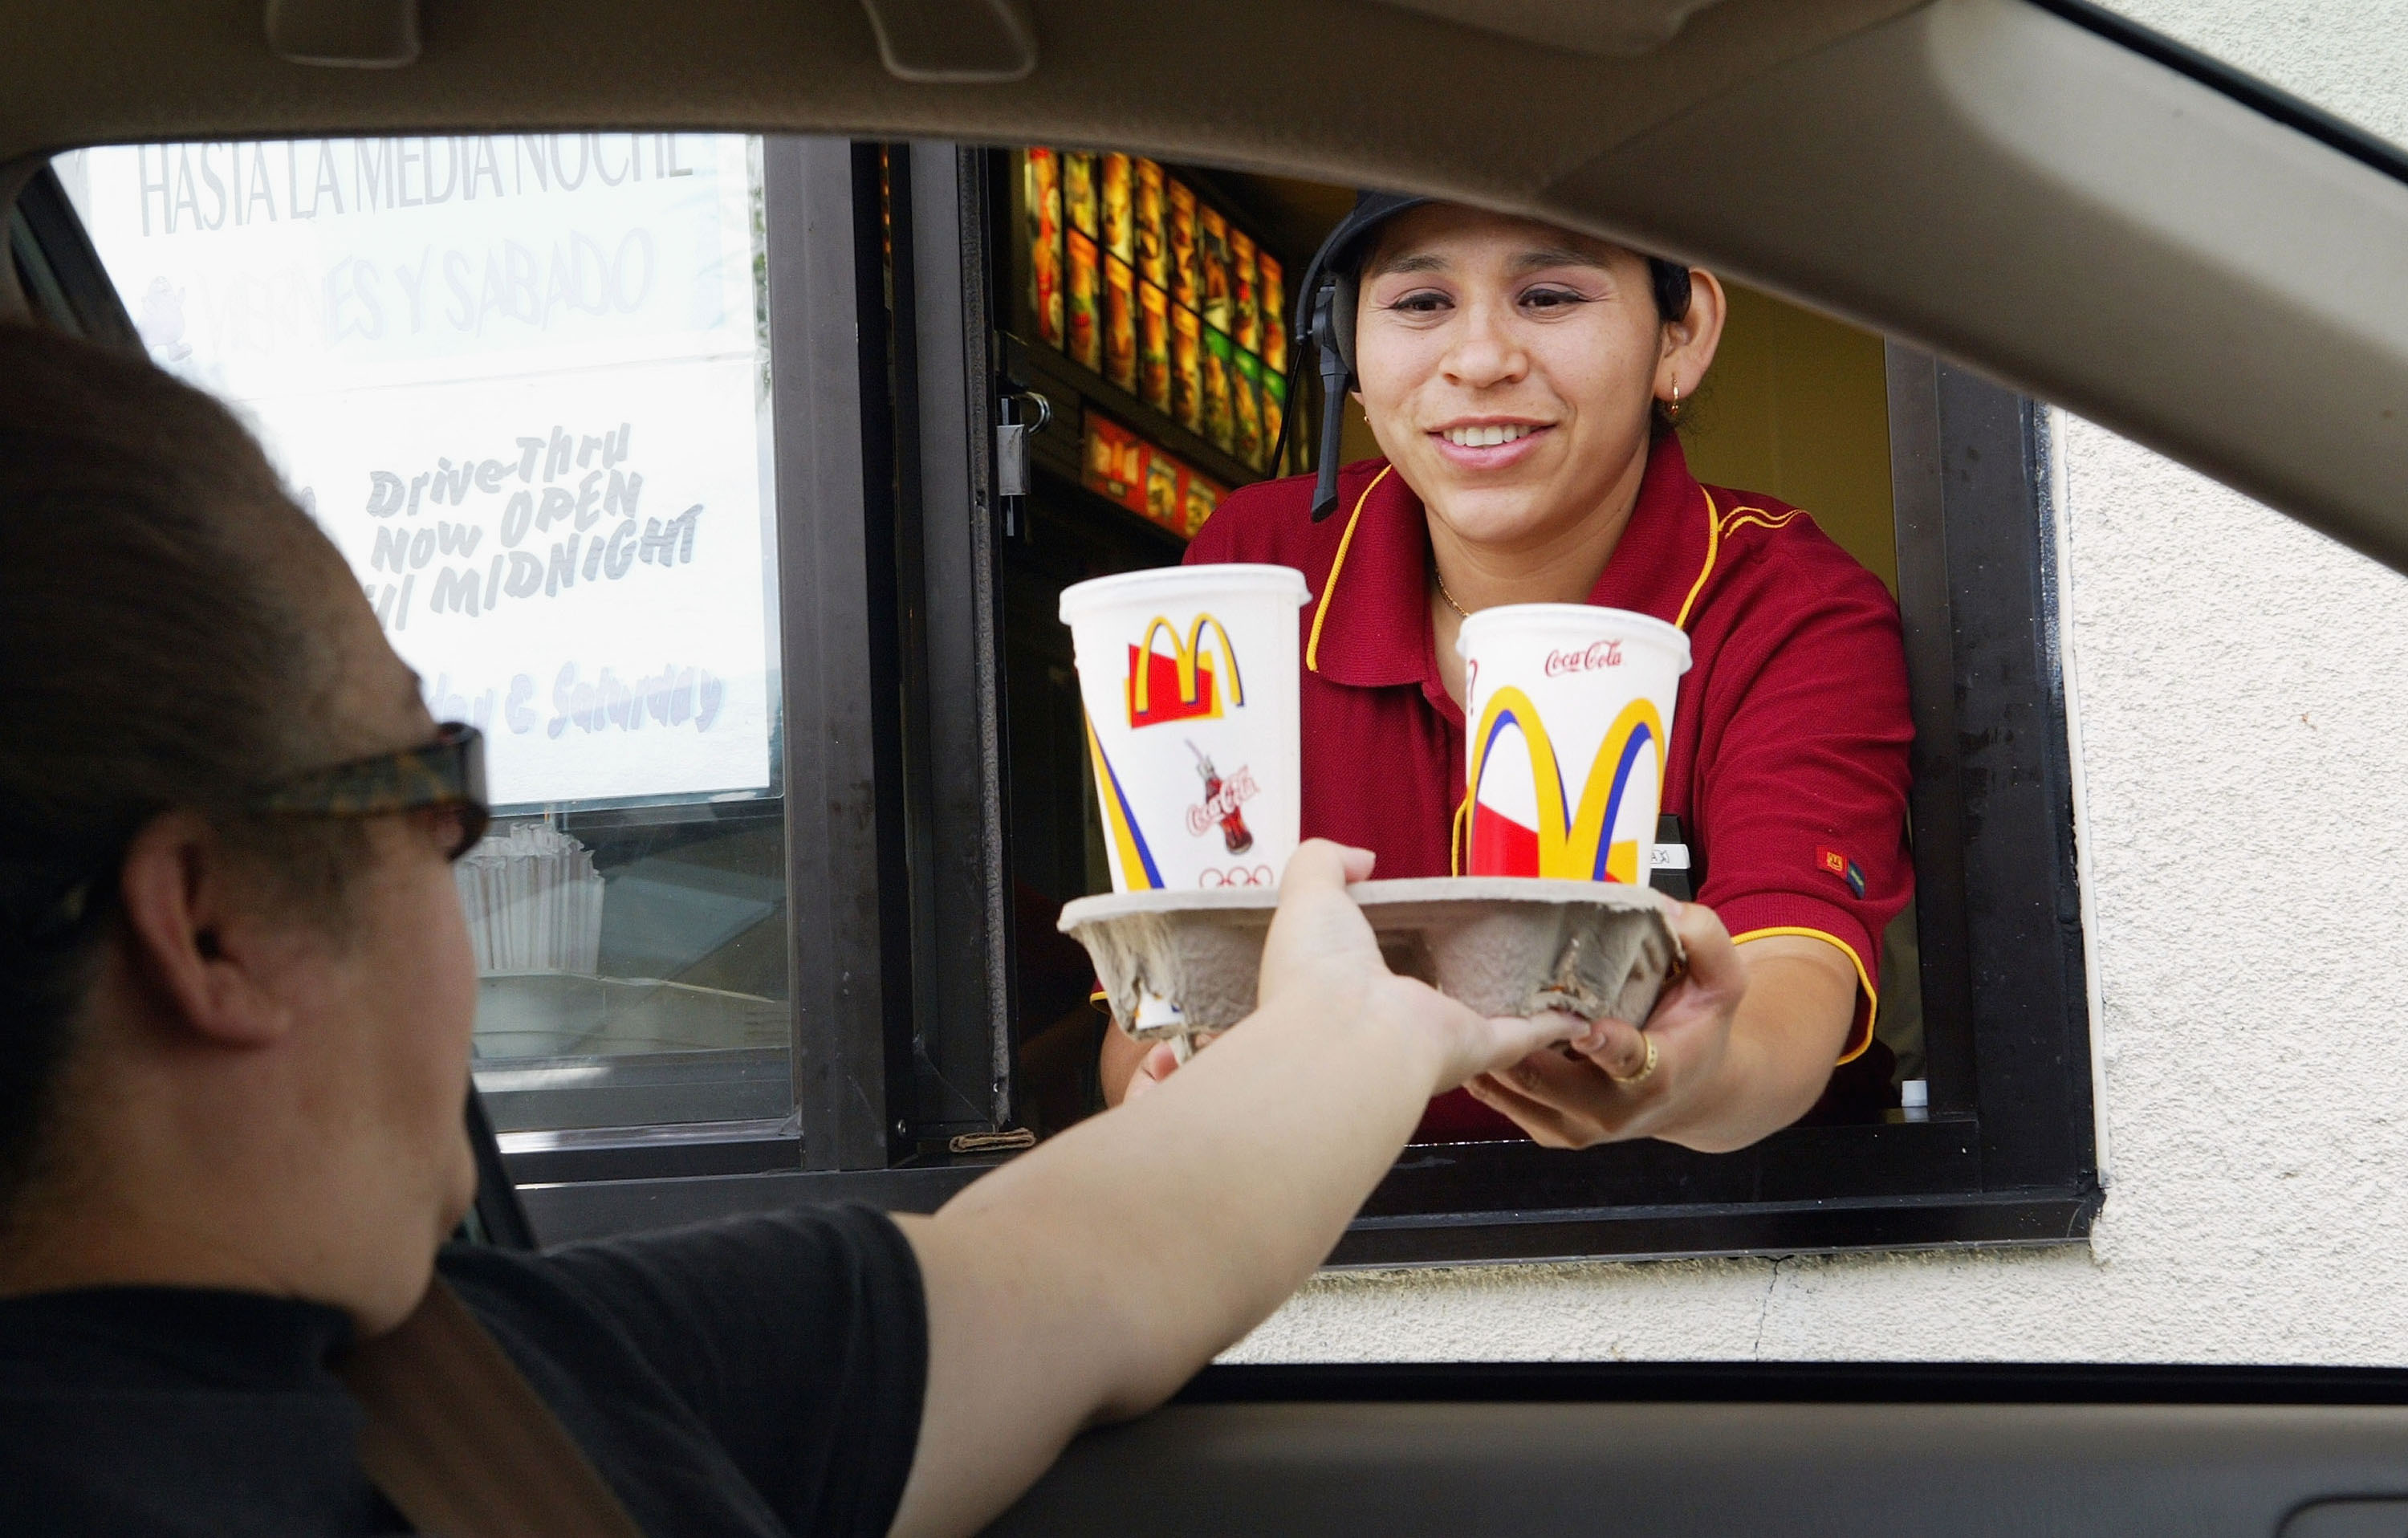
[61,134,778,808]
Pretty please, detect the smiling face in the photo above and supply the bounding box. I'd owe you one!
[1351,205,1719,563]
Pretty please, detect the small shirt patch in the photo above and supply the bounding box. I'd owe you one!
[1819,846,1868,898]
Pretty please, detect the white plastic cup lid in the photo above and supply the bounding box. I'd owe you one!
[1455,602,1693,674]
[1059,563,1310,625]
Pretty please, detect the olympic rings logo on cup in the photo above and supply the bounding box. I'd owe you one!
[1198,865,1275,888]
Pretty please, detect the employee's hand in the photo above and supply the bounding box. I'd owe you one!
[1463,902,1857,1154]
[1118,1037,1182,1104]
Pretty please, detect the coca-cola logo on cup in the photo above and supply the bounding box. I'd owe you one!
[1544,640,1624,677]
[1186,764,1259,837]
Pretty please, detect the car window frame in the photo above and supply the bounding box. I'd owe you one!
[17,134,2101,1262]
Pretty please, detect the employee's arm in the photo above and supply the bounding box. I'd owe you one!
[1463,905,1856,1154]
[1097,1010,1149,1107]
[885,840,1580,1538]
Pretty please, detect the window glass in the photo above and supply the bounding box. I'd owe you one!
[58,136,791,1134]
[2105,2,2408,149]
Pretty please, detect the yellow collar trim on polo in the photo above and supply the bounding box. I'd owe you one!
[1717,503,1805,539]
[1674,486,1721,631]
[1305,462,1396,674]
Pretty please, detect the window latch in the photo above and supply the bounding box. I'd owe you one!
[996,390,1050,540]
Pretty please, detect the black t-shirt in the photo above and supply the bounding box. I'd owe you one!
[0,1205,928,1536]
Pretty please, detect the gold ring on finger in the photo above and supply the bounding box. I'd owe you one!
[1606,1032,1659,1088]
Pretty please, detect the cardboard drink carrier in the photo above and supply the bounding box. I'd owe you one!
[1056,585,1688,1048]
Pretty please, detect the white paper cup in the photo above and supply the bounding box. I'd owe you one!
[1060,564,1311,891]
[1457,604,1692,884]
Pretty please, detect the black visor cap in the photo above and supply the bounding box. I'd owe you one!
[1292,190,1430,350]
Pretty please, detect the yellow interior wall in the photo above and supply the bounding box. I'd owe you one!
[1682,282,1896,591]
[1331,282,1896,591]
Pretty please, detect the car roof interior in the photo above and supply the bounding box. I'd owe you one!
[6,0,2408,578]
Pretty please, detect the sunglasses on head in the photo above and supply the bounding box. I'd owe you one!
[250,721,493,861]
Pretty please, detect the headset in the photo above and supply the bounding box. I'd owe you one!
[1270,192,1695,523]
[1271,191,1428,523]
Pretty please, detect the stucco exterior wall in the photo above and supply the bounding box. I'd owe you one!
[1230,2,2408,1365]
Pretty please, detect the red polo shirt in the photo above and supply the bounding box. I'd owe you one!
[1186,434,1914,1140]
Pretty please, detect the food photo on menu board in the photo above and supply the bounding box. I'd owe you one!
[1199,204,1231,333]
[1260,250,1287,372]
[1026,148,1064,348]
[1139,280,1172,412]
[1235,351,1267,470]
[1084,414,1146,510]
[1172,303,1204,432]
[66,132,781,810]
[1101,153,1134,264]
[1230,227,1259,353]
[1135,158,1167,288]
[1168,179,1199,311]
[1064,150,1097,239]
[1104,254,1137,393]
[1202,327,1235,454]
[1145,450,1183,530]
[1068,227,1102,372]
[1184,472,1223,536]
[1082,413,1222,539]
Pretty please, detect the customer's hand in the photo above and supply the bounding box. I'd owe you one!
[1125,840,1583,1104]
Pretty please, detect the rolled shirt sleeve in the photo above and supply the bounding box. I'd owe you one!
[1689,557,1915,1063]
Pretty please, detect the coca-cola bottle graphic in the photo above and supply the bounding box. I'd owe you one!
[1188,740,1254,855]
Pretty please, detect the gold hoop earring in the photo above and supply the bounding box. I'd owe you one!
[1667,380,1682,421]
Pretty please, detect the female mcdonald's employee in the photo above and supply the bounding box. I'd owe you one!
[1099,193,1914,1152]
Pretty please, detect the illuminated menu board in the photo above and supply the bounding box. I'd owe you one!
[1024,149,1288,479]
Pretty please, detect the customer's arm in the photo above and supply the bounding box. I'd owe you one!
[885,840,1580,1538]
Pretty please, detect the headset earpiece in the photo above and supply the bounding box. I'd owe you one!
[1309,275,1350,521]
[1328,272,1359,387]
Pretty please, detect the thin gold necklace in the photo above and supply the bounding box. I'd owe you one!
[1432,563,1471,619]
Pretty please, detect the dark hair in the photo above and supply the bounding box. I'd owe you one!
[1645,257,1694,328]
[0,323,364,1216]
